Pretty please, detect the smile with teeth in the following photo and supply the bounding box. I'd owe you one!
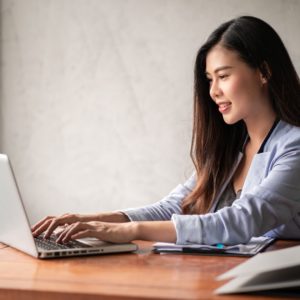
[219,102,231,107]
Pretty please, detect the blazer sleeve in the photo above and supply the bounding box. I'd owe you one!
[115,172,196,221]
[173,139,300,245]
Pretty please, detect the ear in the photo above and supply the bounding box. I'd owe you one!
[260,73,268,85]
[260,61,271,84]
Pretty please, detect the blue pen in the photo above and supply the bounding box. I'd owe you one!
[215,244,225,249]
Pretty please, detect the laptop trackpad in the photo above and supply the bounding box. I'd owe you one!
[76,237,114,247]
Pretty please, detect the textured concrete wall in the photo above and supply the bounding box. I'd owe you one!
[1,0,299,225]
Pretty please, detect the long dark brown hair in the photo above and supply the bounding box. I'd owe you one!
[182,16,300,215]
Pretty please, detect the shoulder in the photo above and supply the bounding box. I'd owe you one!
[264,121,300,169]
[265,120,300,153]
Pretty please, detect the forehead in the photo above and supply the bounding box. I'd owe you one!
[206,45,239,73]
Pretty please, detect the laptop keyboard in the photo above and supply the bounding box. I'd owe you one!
[34,234,91,251]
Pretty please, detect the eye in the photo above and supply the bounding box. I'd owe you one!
[219,75,228,80]
[206,77,212,83]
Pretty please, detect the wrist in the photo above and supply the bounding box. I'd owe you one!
[77,214,98,222]
[96,212,130,223]
[129,222,140,240]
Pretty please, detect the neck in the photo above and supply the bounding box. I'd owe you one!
[244,107,277,151]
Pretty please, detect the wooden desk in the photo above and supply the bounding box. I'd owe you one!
[0,240,299,300]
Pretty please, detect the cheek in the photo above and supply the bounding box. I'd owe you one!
[224,76,250,100]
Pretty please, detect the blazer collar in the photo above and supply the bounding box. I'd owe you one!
[263,119,293,152]
[240,119,290,155]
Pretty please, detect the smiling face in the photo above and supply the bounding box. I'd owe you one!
[205,45,269,125]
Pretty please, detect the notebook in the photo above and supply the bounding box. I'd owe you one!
[152,236,275,257]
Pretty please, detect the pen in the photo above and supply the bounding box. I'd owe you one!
[182,247,225,254]
[215,244,225,249]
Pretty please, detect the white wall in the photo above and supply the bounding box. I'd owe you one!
[1,0,299,225]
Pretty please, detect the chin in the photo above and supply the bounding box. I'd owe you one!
[223,115,240,125]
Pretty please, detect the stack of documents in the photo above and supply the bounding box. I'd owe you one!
[215,245,300,295]
[152,237,274,257]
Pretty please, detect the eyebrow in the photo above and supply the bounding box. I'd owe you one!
[205,66,233,75]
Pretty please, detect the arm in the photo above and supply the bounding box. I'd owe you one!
[52,175,196,243]
[173,142,300,245]
[95,212,130,223]
[32,172,196,238]
[116,172,197,222]
[53,146,300,246]
[56,220,177,244]
[135,221,177,242]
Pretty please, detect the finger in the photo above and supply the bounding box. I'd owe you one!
[44,216,73,238]
[32,214,72,234]
[56,224,76,243]
[71,229,96,240]
[55,223,69,236]
[33,219,56,237]
[31,216,55,232]
[62,222,90,243]
[55,229,65,237]
[44,215,78,238]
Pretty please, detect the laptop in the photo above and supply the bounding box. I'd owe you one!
[0,154,138,259]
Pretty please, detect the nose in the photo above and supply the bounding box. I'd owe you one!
[209,80,222,101]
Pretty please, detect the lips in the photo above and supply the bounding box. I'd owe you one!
[218,103,232,113]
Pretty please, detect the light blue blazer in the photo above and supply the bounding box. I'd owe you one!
[119,120,300,245]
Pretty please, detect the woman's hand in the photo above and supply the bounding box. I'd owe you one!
[56,220,177,244]
[31,212,130,239]
[31,213,94,239]
[56,221,138,244]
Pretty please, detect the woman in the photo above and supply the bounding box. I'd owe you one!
[32,16,300,245]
